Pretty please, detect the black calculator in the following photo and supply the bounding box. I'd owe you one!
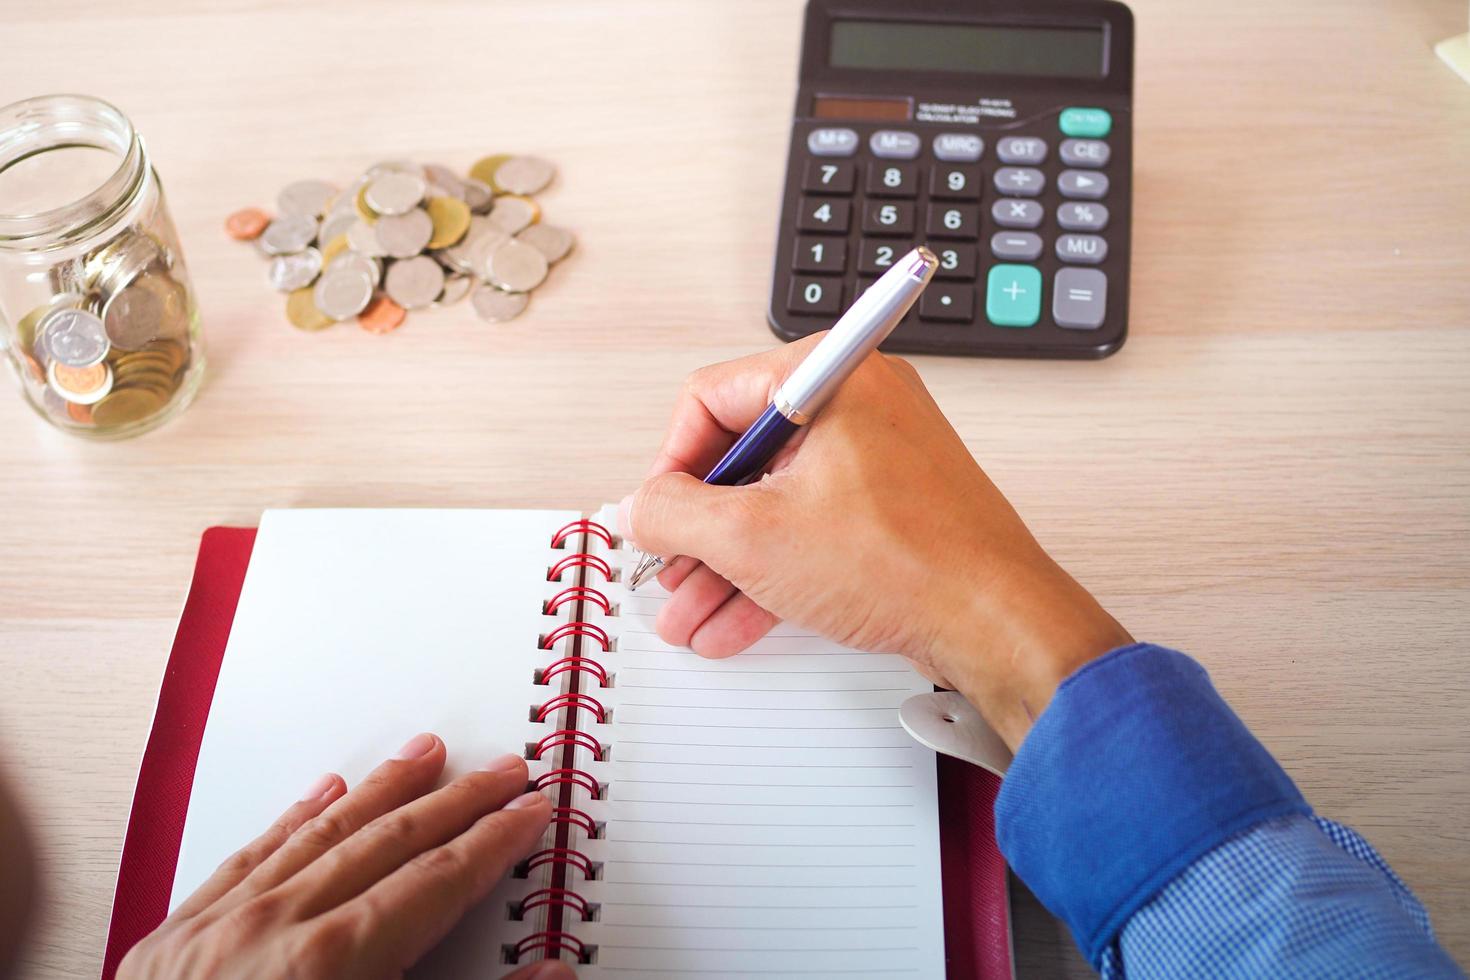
[768,0,1134,359]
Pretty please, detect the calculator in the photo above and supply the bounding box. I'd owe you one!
[768,0,1134,359]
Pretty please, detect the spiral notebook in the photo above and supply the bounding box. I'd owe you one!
[103,508,1011,979]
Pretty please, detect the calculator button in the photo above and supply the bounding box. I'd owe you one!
[1059,139,1111,168]
[920,284,974,322]
[993,167,1045,197]
[807,128,859,157]
[1059,107,1112,138]
[793,236,847,273]
[930,165,982,200]
[1057,170,1109,200]
[787,276,842,315]
[925,203,980,239]
[1055,234,1108,265]
[861,201,915,235]
[933,133,984,162]
[991,198,1043,229]
[985,264,1042,328]
[1057,201,1109,231]
[865,163,920,197]
[1053,268,1107,329]
[857,239,911,275]
[932,244,978,280]
[991,232,1043,262]
[869,130,921,159]
[797,197,851,233]
[996,137,1048,164]
[801,160,856,194]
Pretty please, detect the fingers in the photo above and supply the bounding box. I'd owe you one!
[169,772,346,921]
[688,592,780,659]
[656,564,778,658]
[625,471,769,569]
[504,959,578,979]
[322,791,552,974]
[654,554,701,592]
[283,755,534,918]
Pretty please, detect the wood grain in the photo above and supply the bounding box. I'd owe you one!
[1,1,1467,976]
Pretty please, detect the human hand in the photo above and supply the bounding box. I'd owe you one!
[118,733,574,980]
[619,337,1131,749]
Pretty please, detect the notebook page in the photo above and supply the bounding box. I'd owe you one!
[561,505,946,979]
[170,508,585,975]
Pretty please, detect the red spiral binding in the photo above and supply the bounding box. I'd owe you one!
[534,691,607,724]
[540,622,612,652]
[519,887,595,920]
[550,806,600,839]
[522,847,598,879]
[534,767,602,799]
[539,655,610,688]
[531,729,606,762]
[512,931,590,963]
[544,586,613,616]
[551,519,616,550]
[547,553,613,583]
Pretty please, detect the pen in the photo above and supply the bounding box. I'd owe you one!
[628,244,939,591]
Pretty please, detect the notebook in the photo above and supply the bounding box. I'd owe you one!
[103,508,1012,979]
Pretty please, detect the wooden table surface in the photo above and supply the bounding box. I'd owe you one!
[2,1,1467,976]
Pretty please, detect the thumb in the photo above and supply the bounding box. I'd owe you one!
[620,472,762,572]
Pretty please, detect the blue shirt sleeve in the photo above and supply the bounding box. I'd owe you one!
[994,643,1461,977]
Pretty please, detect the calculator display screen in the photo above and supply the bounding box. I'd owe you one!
[829,20,1105,79]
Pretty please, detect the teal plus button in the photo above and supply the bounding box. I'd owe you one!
[986,264,1042,327]
[1059,106,1112,138]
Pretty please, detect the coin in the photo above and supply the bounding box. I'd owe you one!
[384,255,445,309]
[374,208,433,258]
[485,240,548,293]
[268,247,323,292]
[357,295,406,334]
[366,159,425,181]
[515,223,575,264]
[225,208,272,241]
[471,284,530,322]
[347,219,387,258]
[425,196,471,249]
[48,361,113,404]
[277,180,338,218]
[495,155,556,195]
[354,185,379,225]
[313,266,375,320]
[423,163,465,199]
[461,178,494,214]
[257,214,318,256]
[39,308,110,367]
[65,401,94,425]
[285,286,334,331]
[469,153,513,192]
[487,195,539,235]
[91,386,167,427]
[102,272,190,350]
[318,210,357,248]
[320,233,351,265]
[437,216,500,275]
[364,173,427,216]
[436,274,473,306]
[329,250,383,287]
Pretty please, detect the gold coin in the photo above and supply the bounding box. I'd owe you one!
[91,386,167,427]
[286,286,334,331]
[320,233,350,265]
[425,196,471,249]
[354,186,378,225]
[469,154,513,193]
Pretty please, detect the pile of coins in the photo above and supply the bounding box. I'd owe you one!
[227,155,575,332]
[11,231,196,430]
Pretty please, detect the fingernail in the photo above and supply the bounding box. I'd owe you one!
[394,732,437,760]
[504,791,547,811]
[480,752,523,772]
[617,493,634,538]
[299,773,336,802]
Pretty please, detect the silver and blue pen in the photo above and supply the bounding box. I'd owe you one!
[628,245,939,591]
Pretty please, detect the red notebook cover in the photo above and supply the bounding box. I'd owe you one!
[101,527,1011,979]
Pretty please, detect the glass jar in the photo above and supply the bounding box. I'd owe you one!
[0,94,203,438]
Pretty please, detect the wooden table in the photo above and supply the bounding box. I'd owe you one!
[2,1,1467,975]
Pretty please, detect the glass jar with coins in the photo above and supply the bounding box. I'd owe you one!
[0,94,203,438]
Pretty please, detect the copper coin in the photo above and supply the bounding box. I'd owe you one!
[51,361,110,395]
[225,208,271,241]
[357,296,406,334]
[91,387,167,427]
[65,401,94,425]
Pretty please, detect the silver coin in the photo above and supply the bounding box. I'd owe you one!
[383,255,445,310]
[317,210,357,248]
[366,159,425,181]
[86,231,164,298]
[437,216,498,275]
[373,208,433,259]
[435,274,473,306]
[102,271,190,350]
[515,224,575,264]
[328,251,383,287]
[346,219,387,259]
[277,179,338,218]
[494,155,556,195]
[313,267,375,321]
[423,163,465,200]
[485,240,549,293]
[38,307,110,367]
[487,196,538,235]
[257,213,319,256]
[471,283,530,322]
[364,173,427,216]
[47,359,113,406]
[268,247,323,292]
[461,178,494,214]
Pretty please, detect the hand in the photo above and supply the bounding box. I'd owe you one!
[119,733,574,980]
[619,337,1132,749]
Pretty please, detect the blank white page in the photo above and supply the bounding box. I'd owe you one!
[564,505,946,979]
[170,508,583,976]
